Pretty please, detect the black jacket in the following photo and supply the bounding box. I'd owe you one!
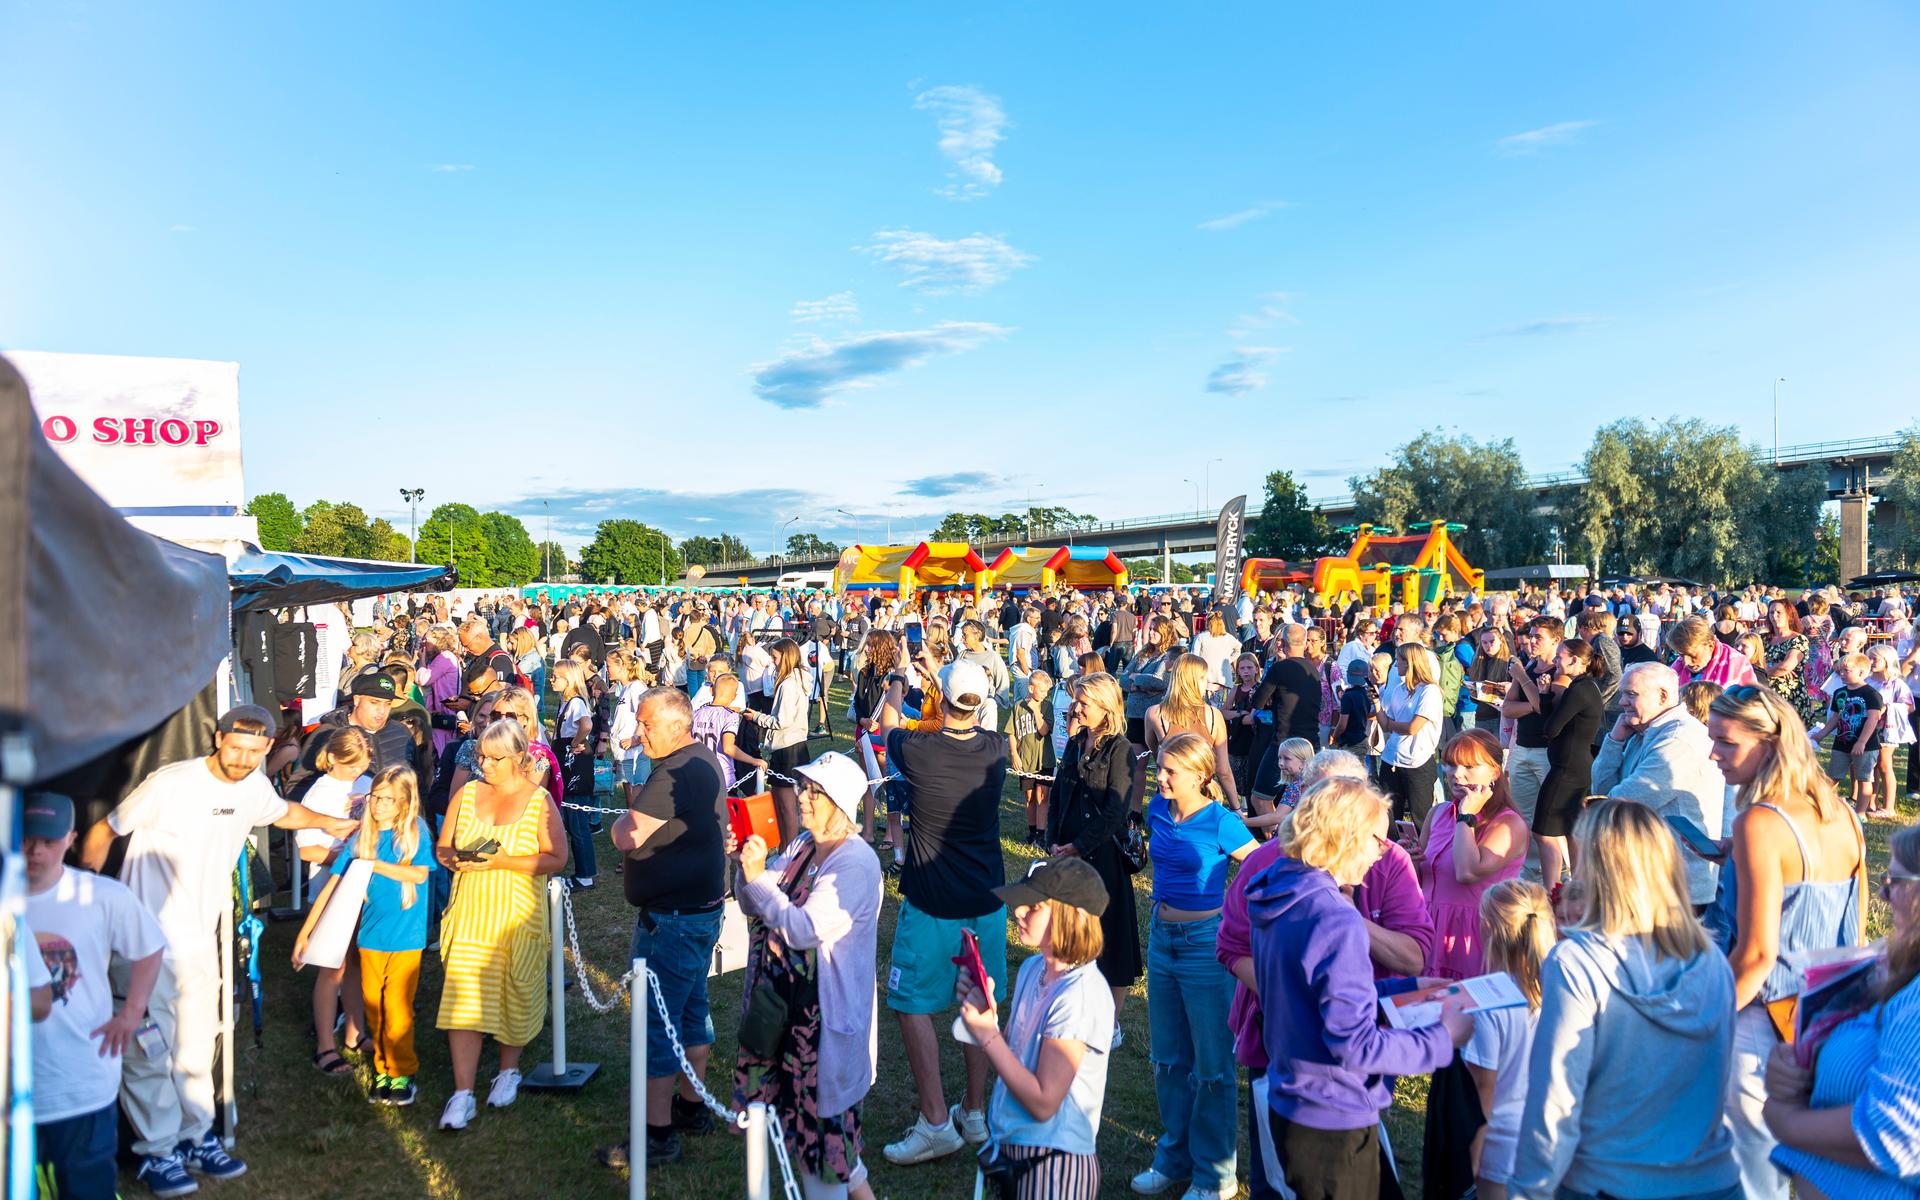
[1047,731,1132,857]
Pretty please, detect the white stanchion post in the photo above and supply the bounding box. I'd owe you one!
[746,1102,770,1200]
[523,880,597,1091]
[631,957,646,1200]
[754,765,767,794]
[219,891,236,1146]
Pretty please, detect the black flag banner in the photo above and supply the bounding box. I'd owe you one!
[1214,495,1248,604]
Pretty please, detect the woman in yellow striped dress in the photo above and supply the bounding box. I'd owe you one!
[434,718,566,1131]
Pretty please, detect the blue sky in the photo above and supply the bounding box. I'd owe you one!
[5,2,1918,555]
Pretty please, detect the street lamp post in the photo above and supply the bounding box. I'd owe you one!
[1773,377,1786,465]
[778,515,800,567]
[542,500,550,582]
[1204,458,1223,512]
[1182,478,1200,515]
[835,508,862,545]
[399,487,425,562]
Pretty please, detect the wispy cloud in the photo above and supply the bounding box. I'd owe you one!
[1197,200,1290,232]
[902,471,1001,498]
[1228,291,1300,340]
[425,163,475,173]
[168,224,194,234]
[1495,120,1600,155]
[790,292,860,324]
[860,230,1034,294]
[914,85,1007,200]
[1481,315,1603,338]
[493,485,949,552]
[1205,347,1287,395]
[750,321,1009,409]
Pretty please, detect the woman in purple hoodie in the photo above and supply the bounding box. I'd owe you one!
[1246,776,1473,1199]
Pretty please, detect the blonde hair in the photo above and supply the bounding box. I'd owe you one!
[1839,650,1870,674]
[1680,679,1721,723]
[478,710,551,786]
[1071,673,1126,743]
[1159,654,1215,734]
[1275,737,1314,774]
[1480,880,1557,1008]
[1572,799,1711,961]
[1157,731,1224,804]
[603,649,638,686]
[1207,613,1227,637]
[1282,777,1387,886]
[357,765,424,909]
[315,727,372,777]
[1665,615,1715,658]
[1397,644,1439,691]
[1867,644,1899,675]
[1042,898,1105,969]
[1708,684,1841,820]
[510,626,538,657]
[550,658,590,702]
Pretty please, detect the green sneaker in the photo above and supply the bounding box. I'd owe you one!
[370,1074,392,1105]
[387,1076,418,1106]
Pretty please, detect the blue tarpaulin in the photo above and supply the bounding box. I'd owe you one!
[228,549,455,614]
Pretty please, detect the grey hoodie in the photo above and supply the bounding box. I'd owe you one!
[1509,930,1740,1200]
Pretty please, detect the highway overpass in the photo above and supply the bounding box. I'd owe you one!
[705,433,1908,585]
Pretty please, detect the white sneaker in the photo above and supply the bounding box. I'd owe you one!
[487,1069,522,1109]
[882,1113,966,1165]
[1179,1188,1228,1200]
[1111,1026,1125,1051]
[950,1104,988,1146]
[1131,1167,1186,1195]
[573,875,596,889]
[439,1090,477,1131]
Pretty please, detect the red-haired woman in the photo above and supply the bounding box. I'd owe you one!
[1405,728,1530,979]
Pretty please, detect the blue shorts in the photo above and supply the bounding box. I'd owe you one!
[885,899,1008,1015]
[629,907,724,1075]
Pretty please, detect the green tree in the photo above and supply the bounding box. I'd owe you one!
[785,533,841,558]
[1878,429,1920,568]
[1813,511,1844,584]
[368,518,411,563]
[534,540,570,579]
[1350,431,1545,567]
[929,507,1096,544]
[415,503,492,584]
[1123,558,1196,583]
[1569,418,1765,584]
[1751,466,1830,587]
[579,519,681,584]
[1245,470,1337,560]
[246,491,301,551]
[293,500,380,558]
[680,533,752,565]
[480,511,539,585]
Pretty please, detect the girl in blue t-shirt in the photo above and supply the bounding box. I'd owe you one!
[294,765,436,1107]
[1136,732,1258,1198]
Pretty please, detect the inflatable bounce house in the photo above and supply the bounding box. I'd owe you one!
[1239,520,1484,611]
[987,545,1128,593]
[834,542,988,600]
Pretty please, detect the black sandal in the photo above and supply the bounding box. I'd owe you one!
[313,1049,353,1076]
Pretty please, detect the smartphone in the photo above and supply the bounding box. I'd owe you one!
[1392,818,1418,842]
[1665,815,1725,862]
[455,837,501,862]
[905,624,924,652]
[951,928,990,998]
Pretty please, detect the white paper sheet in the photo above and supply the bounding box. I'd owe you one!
[298,859,371,970]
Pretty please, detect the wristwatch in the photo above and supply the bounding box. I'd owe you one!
[1458,811,1479,829]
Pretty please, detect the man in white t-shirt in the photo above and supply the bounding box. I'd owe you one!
[1007,607,1040,702]
[78,705,358,1195]
[25,791,168,1199]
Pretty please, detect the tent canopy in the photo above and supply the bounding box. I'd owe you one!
[229,549,455,614]
[1484,564,1591,582]
[2,357,233,782]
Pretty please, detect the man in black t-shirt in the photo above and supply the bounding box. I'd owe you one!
[604,687,728,1169]
[875,657,1009,1165]
[1250,623,1323,801]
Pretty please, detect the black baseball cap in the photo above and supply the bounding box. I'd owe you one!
[992,857,1110,917]
[22,792,75,839]
[350,670,399,700]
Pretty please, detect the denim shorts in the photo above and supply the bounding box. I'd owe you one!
[885,899,1008,1015]
[628,906,724,1075]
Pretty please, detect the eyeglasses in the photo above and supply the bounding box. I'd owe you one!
[1879,870,1920,896]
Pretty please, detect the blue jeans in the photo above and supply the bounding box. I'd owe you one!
[1147,910,1238,1191]
[430,811,452,925]
[629,907,725,1076]
[684,667,705,697]
[36,1100,117,1196]
[562,802,597,881]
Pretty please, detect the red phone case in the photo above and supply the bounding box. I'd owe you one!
[951,929,990,996]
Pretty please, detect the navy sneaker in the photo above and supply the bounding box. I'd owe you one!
[136,1151,199,1197]
[178,1134,247,1181]
[370,1074,392,1105]
[388,1076,419,1107]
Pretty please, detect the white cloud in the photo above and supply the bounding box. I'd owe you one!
[1495,120,1600,155]
[914,85,1007,200]
[860,229,1034,294]
[1205,347,1287,395]
[1227,291,1300,339]
[790,292,860,324]
[1197,200,1290,231]
[751,321,1010,409]
[1482,314,1603,338]
[426,163,475,172]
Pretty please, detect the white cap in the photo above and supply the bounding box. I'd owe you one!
[791,751,869,821]
[940,659,992,713]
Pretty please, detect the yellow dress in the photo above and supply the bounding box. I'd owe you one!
[435,782,551,1045]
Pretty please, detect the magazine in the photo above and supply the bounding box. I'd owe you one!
[1380,972,1528,1031]
[1793,944,1883,1067]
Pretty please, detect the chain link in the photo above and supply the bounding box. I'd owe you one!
[763,1109,807,1200]
[557,884,638,1013]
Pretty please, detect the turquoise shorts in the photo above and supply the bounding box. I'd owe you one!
[886,899,1009,1016]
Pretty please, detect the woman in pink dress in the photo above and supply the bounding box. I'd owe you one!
[1406,728,1530,979]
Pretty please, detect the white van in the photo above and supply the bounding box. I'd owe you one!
[776,571,835,590]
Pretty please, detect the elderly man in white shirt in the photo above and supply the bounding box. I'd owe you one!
[1590,661,1727,907]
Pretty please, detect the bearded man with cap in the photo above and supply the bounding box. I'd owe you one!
[300,668,415,786]
[24,791,167,1200]
[874,652,1011,1167]
[731,751,884,1200]
[78,705,360,1197]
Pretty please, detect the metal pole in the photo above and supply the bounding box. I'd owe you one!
[219,883,236,1145]
[549,879,568,1073]
[746,1102,770,1200]
[1773,377,1785,465]
[632,957,647,1200]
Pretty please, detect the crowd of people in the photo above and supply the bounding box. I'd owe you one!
[13,574,1920,1199]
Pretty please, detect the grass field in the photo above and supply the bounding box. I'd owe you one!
[144,681,1911,1200]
